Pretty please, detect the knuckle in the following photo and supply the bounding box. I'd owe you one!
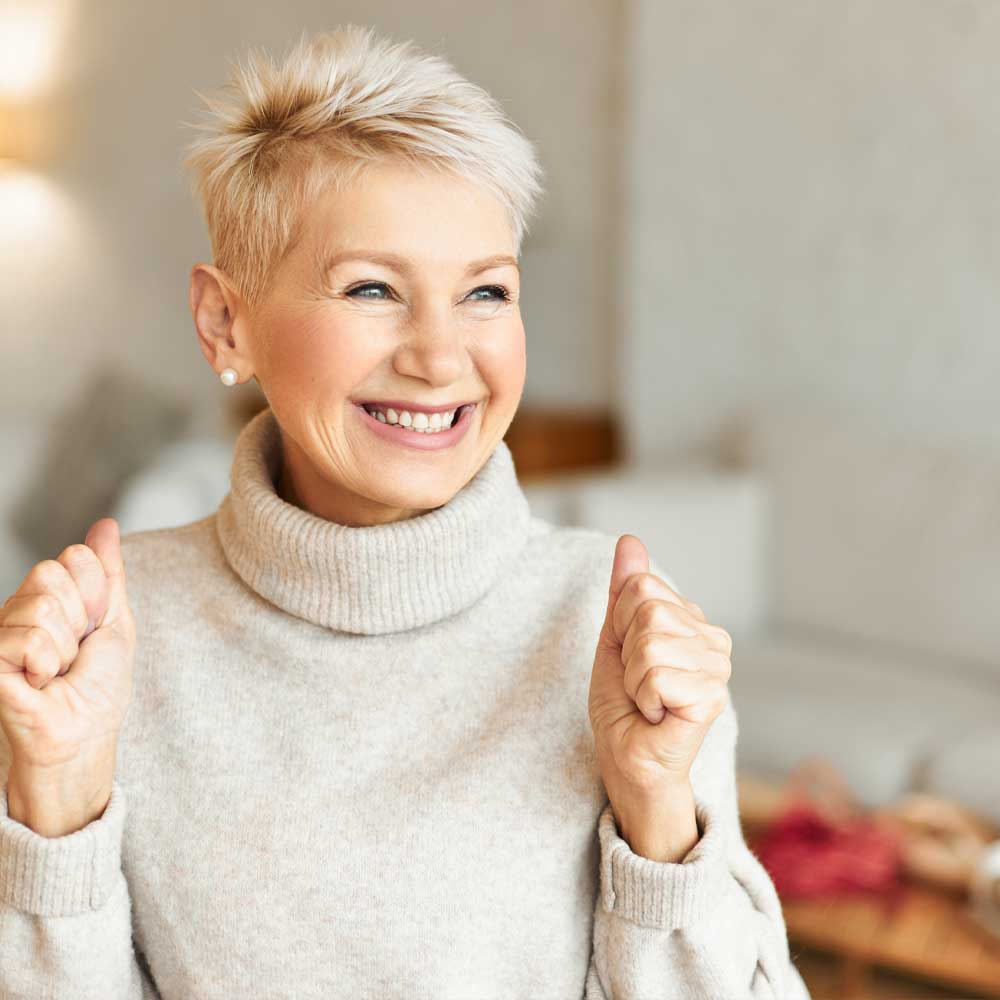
[636,598,662,630]
[632,573,660,601]
[710,624,732,651]
[33,593,61,619]
[649,664,671,691]
[708,650,732,678]
[28,559,66,589]
[690,630,714,650]
[26,626,51,654]
[635,630,660,663]
[59,543,97,572]
[679,603,701,628]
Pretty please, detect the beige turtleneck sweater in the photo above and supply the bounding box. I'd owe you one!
[0,407,809,1000]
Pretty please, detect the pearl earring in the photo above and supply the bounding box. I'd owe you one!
[220,367,238,386]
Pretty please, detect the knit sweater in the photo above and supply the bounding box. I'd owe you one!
[0,407,810,1000]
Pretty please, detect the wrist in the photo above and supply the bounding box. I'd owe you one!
[610,778,700,863]
[7,750,117,838]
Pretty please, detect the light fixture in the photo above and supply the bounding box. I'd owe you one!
[0,0,73,167]
[0,100,44,165]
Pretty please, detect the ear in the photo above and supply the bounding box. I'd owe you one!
[189,263,254,375]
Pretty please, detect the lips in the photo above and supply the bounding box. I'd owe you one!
[355,398,477,447]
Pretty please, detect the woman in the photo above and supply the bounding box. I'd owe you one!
[0,25,809,999]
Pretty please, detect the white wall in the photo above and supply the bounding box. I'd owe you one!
[1,0,620,437]
[620,0,1000,464]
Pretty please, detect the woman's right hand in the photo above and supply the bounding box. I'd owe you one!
[0,518,136,827]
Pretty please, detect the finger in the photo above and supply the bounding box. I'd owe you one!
[0,593,80,673]
[633,665,729,726]
[0,622,62,689]
[84,518,128,628]
[599,535,649,649]
[623,632,732,702]
[55,540,110,636]
[630,616,732,659]
[612,571,705,646]
[6,558,90,640]
[621,598,703,664]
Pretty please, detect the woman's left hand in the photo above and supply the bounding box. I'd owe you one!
[588,534,733,804]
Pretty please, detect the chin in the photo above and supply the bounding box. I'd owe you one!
[371,479,462,513]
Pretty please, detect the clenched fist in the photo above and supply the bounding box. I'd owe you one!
[588,534,732,806]
[0,517,136,779]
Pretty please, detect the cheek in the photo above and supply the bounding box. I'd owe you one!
[475,319,526,394]
[262,315,380,398]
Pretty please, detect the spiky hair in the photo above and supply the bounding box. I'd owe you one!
[180,24,545,309]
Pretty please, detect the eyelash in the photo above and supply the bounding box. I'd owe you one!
[344,282,512,304]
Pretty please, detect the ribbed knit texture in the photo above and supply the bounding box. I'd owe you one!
[0,407,810,1000]
[216,409,533,635]
[0,781,125,917]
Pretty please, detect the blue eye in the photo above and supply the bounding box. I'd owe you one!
[344,282,511,303]
[346,282,391,300]
[469,285,512,303]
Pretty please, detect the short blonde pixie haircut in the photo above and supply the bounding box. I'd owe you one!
[181,24,546,311]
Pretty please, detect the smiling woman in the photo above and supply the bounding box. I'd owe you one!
[0,22,809,1000]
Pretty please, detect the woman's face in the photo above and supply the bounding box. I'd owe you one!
[236,159,525,526]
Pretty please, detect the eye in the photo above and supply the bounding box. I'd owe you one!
[345,281,392,300]
[343,282,512,303]
[467,285,512,303]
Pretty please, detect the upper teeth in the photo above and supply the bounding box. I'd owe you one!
[363,405,464,432]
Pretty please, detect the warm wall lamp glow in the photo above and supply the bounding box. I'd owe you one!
[0,0,73,167]
[0,3,63,98]
[0,101,46,166]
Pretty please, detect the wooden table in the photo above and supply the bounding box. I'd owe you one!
[737,771,1000,999]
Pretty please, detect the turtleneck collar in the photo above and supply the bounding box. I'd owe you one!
[215,407,533,635]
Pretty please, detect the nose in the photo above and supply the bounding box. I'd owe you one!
[392,305,472,387]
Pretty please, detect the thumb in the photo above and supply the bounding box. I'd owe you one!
[599,533,649,649]
[84,517,129,629]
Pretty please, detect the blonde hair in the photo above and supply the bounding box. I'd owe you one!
[180,24,545,310]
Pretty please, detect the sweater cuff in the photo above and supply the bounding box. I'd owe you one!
[0,777,126,917]
[597,793,732,929]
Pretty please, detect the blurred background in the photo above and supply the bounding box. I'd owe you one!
[3,1,1000,996]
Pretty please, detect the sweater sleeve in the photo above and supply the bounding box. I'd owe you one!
[0,777,160,1000]
[583,701,811,1000]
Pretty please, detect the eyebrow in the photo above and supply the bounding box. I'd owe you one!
[319,249,520,277]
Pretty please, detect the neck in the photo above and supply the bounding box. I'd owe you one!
[274,430,434,527]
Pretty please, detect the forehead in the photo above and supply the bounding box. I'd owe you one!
[303,159,516,270]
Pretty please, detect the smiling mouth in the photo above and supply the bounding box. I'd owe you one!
[358,402,477,432]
